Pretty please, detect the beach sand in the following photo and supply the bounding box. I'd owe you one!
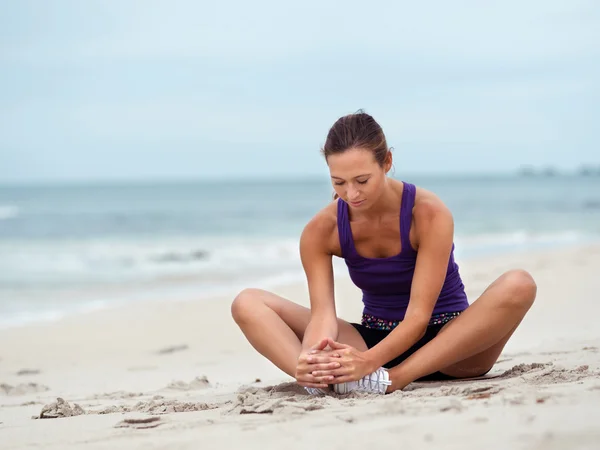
[1,244,600,449]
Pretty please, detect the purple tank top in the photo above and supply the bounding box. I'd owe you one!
[337,182,469,321]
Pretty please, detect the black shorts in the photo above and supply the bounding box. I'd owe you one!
[350,321,458,381]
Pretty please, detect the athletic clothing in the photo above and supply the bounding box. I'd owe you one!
[350,320,458,380]
[337,181,469,374]
[336,181,469,321]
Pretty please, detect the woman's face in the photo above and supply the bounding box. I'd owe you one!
[327,147,391,209]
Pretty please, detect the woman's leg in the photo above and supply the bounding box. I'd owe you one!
[231,288,368,377]
[387,269,537,392]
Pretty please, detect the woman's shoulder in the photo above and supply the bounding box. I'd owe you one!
[300,200,340,254]
[411,184,453,231]
[412,184,450,213]
[303,200,338,237]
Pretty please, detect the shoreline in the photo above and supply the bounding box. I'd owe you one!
[1,241,598,364]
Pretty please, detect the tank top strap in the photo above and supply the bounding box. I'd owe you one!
[400,182,416,253]
[336,198,354,258]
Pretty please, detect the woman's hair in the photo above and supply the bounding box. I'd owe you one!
[321,110,391,199]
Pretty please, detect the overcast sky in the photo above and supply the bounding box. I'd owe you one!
[1,0,599,183]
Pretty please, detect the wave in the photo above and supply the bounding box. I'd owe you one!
[0,298,110,330]
[0,230,596,287]
[0,230,597,329]
[0,237,303,288]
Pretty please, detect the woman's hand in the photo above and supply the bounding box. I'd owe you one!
[295,338,342,389]
[311,338,377,383]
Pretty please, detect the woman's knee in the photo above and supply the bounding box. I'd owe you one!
[231,288,265,324]
[501,269,537,310]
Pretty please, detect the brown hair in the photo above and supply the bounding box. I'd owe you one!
[321,110,391,199]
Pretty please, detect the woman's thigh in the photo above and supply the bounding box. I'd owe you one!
[244,288,369,351]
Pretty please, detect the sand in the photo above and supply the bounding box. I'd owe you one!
[1,244,600,449]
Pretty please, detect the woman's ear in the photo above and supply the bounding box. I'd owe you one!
[385,150,393,173]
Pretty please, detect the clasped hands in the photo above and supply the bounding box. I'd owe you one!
[295,338,375,389]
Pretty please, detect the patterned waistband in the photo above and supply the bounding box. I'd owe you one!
[361,311,463,331]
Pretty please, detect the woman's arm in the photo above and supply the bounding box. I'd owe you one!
[299,214,339,352]
[364,197,455,370]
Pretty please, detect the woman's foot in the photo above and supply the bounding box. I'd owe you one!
[304,387,331,396]
[332,367,391,395]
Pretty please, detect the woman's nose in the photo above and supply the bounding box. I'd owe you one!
[347,186,360,200]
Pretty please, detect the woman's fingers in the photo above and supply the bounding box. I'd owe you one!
[296,349,346,388]
[313,376,334,383]
[306,355,340,364]
[311,367,352,377]
[326,338,352,350]
[308,362,341,371]
[298,382,330,389]
[298,373,334,385]
[310,338,329,352]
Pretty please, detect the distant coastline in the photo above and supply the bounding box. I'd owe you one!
[517,164,600,177]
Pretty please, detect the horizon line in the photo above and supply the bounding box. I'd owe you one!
[1,168,598,188]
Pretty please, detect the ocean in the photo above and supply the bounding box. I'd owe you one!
[1,174,599,328]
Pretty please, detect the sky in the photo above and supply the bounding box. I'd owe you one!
[1,0,599,183]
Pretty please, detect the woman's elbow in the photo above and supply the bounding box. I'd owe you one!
[406,314,430,339]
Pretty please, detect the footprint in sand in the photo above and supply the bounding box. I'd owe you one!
[165,376,210,391]
[98,399,216,415]
[499,362,551,379]
[495,358,513,364]
[234,395,325,415]
[16,369,41,376]
[228,382,327,415]
[462,384,503,400]
[155,345,189,355]
[502,363,599,385]
[91,391,144,400]
[1,383,50,396]
[36,397,216,418]
[114,416,163,429]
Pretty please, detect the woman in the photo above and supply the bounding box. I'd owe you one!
[231,111,537,395]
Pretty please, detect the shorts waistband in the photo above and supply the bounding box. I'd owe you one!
[361,311,463,331]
